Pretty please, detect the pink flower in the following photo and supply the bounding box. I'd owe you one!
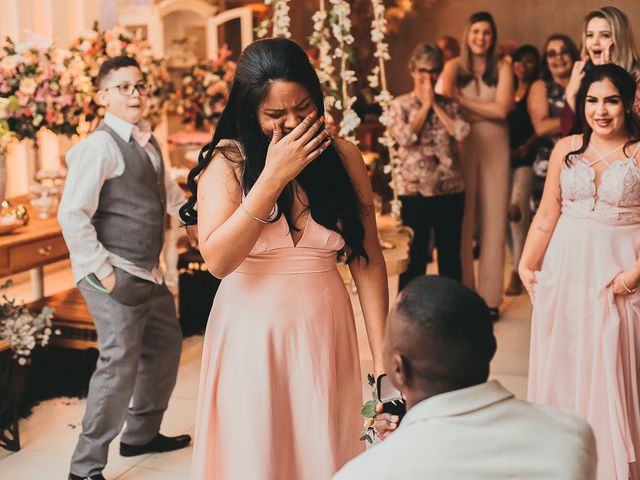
[23,107,32,117]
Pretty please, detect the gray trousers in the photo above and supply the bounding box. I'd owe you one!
[70,267,182,477]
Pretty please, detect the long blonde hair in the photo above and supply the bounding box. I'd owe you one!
[582,6,640,75]
[457,11,499,88]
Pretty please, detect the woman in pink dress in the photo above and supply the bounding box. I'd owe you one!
[179,38,388,479]
[520,63,640,479]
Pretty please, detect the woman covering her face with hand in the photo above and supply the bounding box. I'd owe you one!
[181,38,389,480]
[389,42,469,288]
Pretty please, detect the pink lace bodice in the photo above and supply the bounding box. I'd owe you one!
[560,139,640,224]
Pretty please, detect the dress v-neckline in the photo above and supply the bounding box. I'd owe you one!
[288,213,311,248]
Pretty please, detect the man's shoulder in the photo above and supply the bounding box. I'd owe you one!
[333,437,409,480]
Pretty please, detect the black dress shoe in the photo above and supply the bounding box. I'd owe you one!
[68,474,105,480]
[120,433,192,457]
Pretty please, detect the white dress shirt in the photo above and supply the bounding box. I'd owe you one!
[58,112,186,285]
[333,381,597,480]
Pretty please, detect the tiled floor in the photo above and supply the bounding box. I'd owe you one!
[0,261,531,479]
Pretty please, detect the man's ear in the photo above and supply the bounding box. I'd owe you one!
[389,352,408,391]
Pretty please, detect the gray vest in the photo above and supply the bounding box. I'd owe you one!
[91,123,166,270]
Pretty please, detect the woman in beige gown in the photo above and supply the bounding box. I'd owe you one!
[441,11,514,319]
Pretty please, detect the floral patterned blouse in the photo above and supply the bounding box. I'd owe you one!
[390,93,470,197]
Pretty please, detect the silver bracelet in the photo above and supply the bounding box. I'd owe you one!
[240,203,277,224]
[621,274,637,294]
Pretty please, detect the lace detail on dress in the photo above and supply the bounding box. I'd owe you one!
[561,152,640,224]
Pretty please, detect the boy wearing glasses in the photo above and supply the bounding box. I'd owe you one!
[59,56,190,480]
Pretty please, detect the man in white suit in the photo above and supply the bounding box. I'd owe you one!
[334,276,596,480]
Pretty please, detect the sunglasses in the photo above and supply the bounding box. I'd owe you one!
[415,67,442,75]
[545,49,570,59]
[103,82,150,96]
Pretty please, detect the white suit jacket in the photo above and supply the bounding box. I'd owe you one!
[334,381,596,480]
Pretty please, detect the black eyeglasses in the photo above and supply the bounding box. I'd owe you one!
[545,49,570,59]
[415,67,442,75]
[103,83,150,96]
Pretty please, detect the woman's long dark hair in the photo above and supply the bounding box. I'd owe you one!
[179,38,368,261]
[566,63,640,165]
[511,44,540,91]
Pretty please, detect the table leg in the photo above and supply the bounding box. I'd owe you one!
[30,267,44,300]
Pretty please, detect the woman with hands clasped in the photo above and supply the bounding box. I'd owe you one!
[520,64,640,480]
[180,38,389,480]
[389,43,469,288]
[561,6,640,135]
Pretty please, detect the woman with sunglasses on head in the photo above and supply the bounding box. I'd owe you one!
[528,35,579,211]
[504,45,540,296]
[441,11,514,319]
[521,63,640,480]
[561,6,640,135]
[390,43,470,288]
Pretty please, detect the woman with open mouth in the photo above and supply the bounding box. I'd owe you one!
[561,6,640,135]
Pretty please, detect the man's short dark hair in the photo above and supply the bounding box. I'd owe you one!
[95,55,141,89]
[394,276,496,388]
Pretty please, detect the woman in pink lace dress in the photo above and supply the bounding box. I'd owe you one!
[520,64,640,479]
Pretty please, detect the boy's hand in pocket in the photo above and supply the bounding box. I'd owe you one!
[101,272,116,292]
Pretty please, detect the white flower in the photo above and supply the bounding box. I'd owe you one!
[18,357,26,365]
[19,78,37,95]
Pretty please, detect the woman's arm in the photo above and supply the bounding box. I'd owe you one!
[335,138,389,377]
[456,61,515,120]
[197,114,330,278]
[440,58,459,97]
[528,80,561,137]
[518,135,572,294]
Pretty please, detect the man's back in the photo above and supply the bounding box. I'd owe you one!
[334,381,596,480]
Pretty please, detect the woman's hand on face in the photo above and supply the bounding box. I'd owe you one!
[565,56,589,107]
[373,402,399,441]
[518,267,538,300]
[263,111,332,187]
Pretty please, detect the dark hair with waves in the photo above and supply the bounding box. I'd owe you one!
[566,63,640,166]
[179,38,368,262]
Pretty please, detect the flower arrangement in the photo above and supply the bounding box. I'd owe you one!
[0,97,17,151]
[367,0,402,218]
[68,22,173,129]
[0,280,56,365]
[172,46,236,130]
[0,37,81,140]
[256,0,291,39]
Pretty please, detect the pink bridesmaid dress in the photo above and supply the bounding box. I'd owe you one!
[191,156,364,479]
[529,135,640,479]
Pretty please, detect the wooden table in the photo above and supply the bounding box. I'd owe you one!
[0,198,68,298]
[0,198,96,349]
